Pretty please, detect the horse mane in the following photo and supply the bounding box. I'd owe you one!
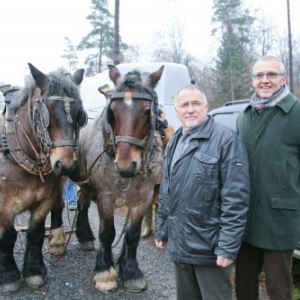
[115,70,153,95]
[11,68,82,111]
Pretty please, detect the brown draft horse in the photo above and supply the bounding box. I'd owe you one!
[0,64,87,294]
[69,65,164,292]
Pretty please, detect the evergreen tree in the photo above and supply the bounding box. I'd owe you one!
[61,37,79,73]
[212,0,254,104]
[78,0,115,75]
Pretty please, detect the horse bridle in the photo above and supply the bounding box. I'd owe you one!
[73,88,163,188]
[106,90,158,152]
[1,92,87,182]
[32,95,88,153]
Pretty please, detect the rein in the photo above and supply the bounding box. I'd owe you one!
[73,139,112,186]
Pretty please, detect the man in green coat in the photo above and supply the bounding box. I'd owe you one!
[235,54,300,300]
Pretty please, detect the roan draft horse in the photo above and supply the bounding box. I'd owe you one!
[70,65,164,292]
[0,64,87,294]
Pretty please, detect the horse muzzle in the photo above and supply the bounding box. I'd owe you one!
[115,161,138,177]
[50,147,78,176]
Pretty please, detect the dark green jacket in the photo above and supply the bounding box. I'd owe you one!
[237,93,300,250]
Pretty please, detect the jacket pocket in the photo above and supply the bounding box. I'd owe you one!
[193,152,218,186]
[271,197,299,210]
[184,207,219,255]
[275,159,292,194]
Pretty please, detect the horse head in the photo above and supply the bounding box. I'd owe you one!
[27,63,88,176]
[106,65,164,177]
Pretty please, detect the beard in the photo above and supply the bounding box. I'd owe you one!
[184,120,200,128]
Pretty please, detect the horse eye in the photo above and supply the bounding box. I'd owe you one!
[144,108,151,116]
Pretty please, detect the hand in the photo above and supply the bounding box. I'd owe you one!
[155,239,166,249]
[216,255,233,268]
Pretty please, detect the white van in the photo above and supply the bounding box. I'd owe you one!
[80,62,191,129]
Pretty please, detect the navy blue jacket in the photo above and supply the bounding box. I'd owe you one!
[155,116,250,265]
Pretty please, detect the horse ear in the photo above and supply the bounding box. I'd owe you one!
[28,63,50,93]
[72,69,85,86]
[108,65,121,86]
[148,65,164,89]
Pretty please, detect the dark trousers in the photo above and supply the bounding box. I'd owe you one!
[173,262,232,300]
[235,242,293,300]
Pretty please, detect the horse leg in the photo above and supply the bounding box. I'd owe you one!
[49,206,66,256]
[23,219,47,289]
[0,225,21,294]
[118,213,148,292]
[76,189,95,250]
[93,203,117,292]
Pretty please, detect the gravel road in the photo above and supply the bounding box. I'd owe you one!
[0,202,268,300]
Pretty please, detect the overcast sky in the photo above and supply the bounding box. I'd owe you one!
[0,0,298,86]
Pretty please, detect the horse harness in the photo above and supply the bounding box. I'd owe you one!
[75,87,163,191]
[0,89,88,182]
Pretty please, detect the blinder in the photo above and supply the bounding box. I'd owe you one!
[33,96,52,151]
[74,108,88,147]
[77,109,88,130]
[33,95,88,150]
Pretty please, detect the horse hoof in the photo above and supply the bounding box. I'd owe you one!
[94,267,117,292]
[48,227,66,256]
[26,275,45,289]
[0,281,21,294]
[50,245,65,256]
[80,241,95,251]
[141,228,152,239]
[124,278,148,292]
[95,280,118,292]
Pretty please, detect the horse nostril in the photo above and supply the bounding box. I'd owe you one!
[53,160,63,175]
[53,159,77,176]
[130,161,137,173]
[117,161,137,177]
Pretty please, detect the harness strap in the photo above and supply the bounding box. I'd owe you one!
[4,133,52,179]
[110,92,153,101]
[43,96,76,102]
[52,140,75,147]
[115,136,148,148]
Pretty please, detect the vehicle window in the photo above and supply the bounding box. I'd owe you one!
[0,92,4,111]
[213,112,240,132]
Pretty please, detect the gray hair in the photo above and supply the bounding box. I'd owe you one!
[252,54,286,74]
[175,85,208,106]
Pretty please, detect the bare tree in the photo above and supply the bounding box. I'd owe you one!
[249,11,277,58]
[122,44,141,63]
[114,0,120,65]
[61,37,79,73]
[287,0,293,92]
[149,17,187,64]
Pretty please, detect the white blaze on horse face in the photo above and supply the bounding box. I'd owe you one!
[123,98,133,106]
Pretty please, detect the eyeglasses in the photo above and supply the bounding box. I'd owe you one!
[252,72,285,80]
[177,101,205,110]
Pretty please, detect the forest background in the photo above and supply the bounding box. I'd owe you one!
[0,0,299,109]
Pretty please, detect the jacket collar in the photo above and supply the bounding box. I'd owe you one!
[244,93,297,114]
[173,115,214,142]
[276,93,298,113]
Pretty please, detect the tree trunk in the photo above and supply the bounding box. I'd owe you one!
[114,0,120,65]
[287,0,293,92]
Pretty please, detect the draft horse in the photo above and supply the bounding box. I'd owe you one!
[71,65,164,292]
[0,64,87,294]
